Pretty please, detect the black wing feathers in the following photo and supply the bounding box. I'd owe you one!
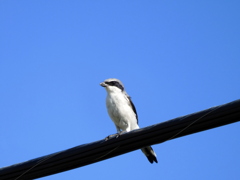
[128,96,138,124]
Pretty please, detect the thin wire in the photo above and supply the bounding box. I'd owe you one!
[164,105,221,142]
[14,145,120,180]
[94,145,120,161]
[14,152,61,180]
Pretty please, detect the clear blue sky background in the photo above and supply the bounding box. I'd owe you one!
[1,1,240,180]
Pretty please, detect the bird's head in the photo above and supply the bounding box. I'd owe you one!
[100,78,124,93]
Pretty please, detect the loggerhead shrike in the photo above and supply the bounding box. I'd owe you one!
[100,78,158,163]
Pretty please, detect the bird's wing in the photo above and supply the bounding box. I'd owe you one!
[125,93,138,124]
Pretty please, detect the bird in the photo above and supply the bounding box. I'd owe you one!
[100,78,158,163]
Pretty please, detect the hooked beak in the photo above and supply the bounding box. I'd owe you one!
[100,82,106,87]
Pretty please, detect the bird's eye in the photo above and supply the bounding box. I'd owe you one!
[111,81,118,86]
[110,81,116,86]
[105,81,113,85]
[105,81,123,91]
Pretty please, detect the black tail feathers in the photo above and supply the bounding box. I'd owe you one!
[141,146,158,164]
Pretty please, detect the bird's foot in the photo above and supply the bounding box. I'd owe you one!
[105,133,119,141]
[105,131,126,141]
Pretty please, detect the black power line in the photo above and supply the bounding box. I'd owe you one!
[1,99,240,180]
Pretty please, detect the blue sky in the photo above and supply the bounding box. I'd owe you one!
[1,1,240,179]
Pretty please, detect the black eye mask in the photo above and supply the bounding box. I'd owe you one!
[105,81,124,91]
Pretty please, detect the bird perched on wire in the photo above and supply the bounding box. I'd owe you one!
[100,78,158,163]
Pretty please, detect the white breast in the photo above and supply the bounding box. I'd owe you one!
[106,91,139,132]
